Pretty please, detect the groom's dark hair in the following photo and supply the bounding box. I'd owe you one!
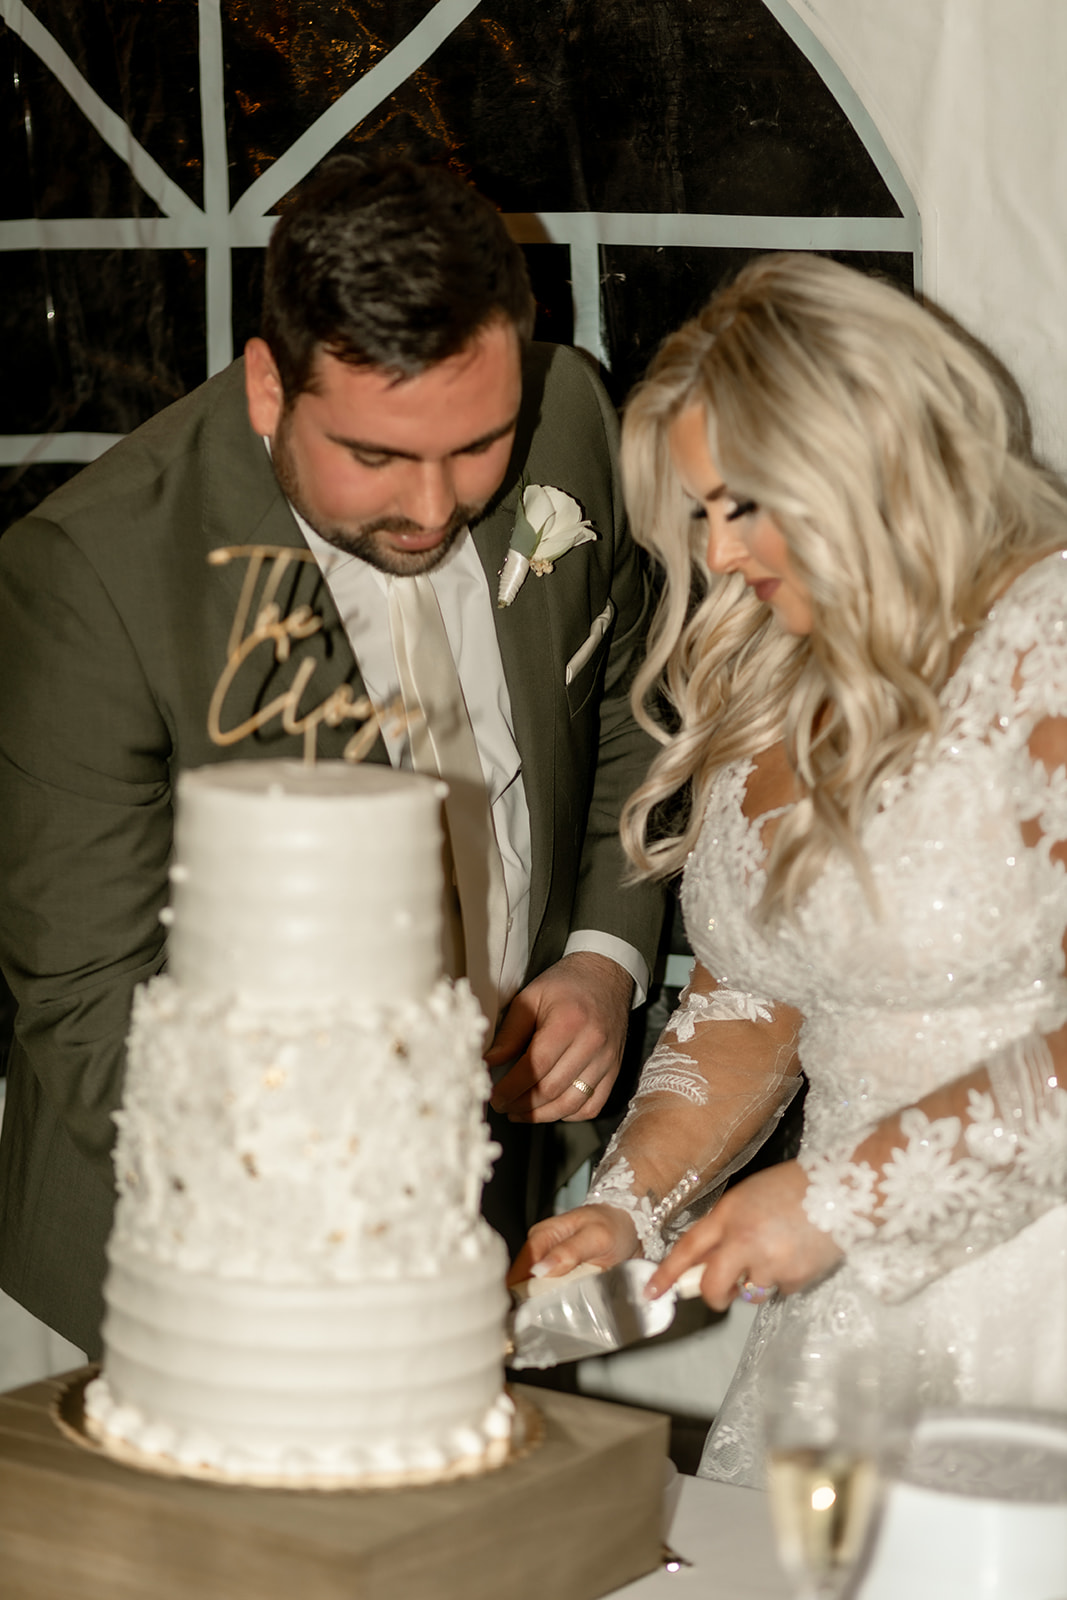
[261,155,535,401]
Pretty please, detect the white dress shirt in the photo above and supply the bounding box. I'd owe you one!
[297,512,648,1007]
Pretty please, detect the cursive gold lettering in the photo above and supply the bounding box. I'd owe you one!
[207,545,413,764]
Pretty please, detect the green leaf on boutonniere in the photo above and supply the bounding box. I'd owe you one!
[510,494,540,560]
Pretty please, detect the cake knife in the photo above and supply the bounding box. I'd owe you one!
[507,1260,705,1369]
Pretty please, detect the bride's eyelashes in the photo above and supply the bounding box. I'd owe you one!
[687,498,759,522]
[686,498,759,522]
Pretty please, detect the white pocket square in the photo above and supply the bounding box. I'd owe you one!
[565,600,614,685]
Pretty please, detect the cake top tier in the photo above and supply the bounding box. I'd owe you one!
[167,760,446,1007]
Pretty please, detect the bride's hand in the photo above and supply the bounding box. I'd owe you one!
[506,1204,639,1289]
[647,1161,843,1310]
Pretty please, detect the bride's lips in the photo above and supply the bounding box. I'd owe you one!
[752,578,780,603]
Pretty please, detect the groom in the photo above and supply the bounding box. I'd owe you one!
[0,156,663,1357]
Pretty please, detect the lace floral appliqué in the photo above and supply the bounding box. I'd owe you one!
[671,986,775,1039]
[802,1058,1067,1302]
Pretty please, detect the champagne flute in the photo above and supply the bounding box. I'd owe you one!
[763,1334,883,1600]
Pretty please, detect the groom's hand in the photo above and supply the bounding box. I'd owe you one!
[486,951,633,1122]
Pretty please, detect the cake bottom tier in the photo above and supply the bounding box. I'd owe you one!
[85,1239,512,1487]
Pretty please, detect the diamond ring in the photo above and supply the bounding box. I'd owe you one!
[737,1277,777,1303]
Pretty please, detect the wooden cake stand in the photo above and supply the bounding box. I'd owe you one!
[0,1368,668,1600]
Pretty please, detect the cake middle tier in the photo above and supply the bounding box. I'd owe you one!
[112,974,498,1279]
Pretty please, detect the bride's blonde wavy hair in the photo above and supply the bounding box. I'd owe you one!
[621,252,1067,920]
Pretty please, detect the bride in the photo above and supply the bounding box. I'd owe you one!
[511,253,1067,1485]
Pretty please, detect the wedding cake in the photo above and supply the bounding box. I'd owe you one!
[84,760,513,1487]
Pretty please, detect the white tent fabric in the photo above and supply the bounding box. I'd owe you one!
[790,0,1067,470]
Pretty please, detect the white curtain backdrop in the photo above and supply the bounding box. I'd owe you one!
[788,0,1067,471]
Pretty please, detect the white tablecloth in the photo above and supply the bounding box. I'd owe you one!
[613,1474,791,1599]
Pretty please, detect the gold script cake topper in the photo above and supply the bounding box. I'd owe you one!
[206,545,408,764]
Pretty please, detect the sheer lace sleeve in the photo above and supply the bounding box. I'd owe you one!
[801,679,1067,1302]
[585,963,803,1259]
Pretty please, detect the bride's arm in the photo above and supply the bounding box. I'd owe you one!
[798,697,1067,1301]
[507,961,803,1281]
[796,1022,1066,1302]
[647,1010,1065,1310]
[651,699,1067,1308]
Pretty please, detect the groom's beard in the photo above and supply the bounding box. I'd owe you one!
[271,414,481,578]
[318,507,474,576]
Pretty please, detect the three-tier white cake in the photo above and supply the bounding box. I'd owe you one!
[84,760,512,1487]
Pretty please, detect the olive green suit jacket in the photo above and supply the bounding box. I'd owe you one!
[0,343,663,1356]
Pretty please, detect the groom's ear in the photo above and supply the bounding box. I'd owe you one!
[245,338,284,439]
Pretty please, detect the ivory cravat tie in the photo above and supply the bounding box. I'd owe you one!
[387,572,508,1026]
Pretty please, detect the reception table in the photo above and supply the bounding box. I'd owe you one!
[617,1471,791,1598]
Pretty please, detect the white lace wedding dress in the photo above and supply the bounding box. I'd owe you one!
[589,552,1067,1488]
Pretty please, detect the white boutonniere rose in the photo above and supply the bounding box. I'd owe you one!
[497,484,597,608]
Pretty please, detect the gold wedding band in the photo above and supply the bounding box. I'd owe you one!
[571,1078,595,1097]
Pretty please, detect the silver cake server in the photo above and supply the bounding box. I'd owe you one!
[507,1260,705,1369]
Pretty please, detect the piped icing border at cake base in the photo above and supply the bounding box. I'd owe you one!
[62,1372,542,1491]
